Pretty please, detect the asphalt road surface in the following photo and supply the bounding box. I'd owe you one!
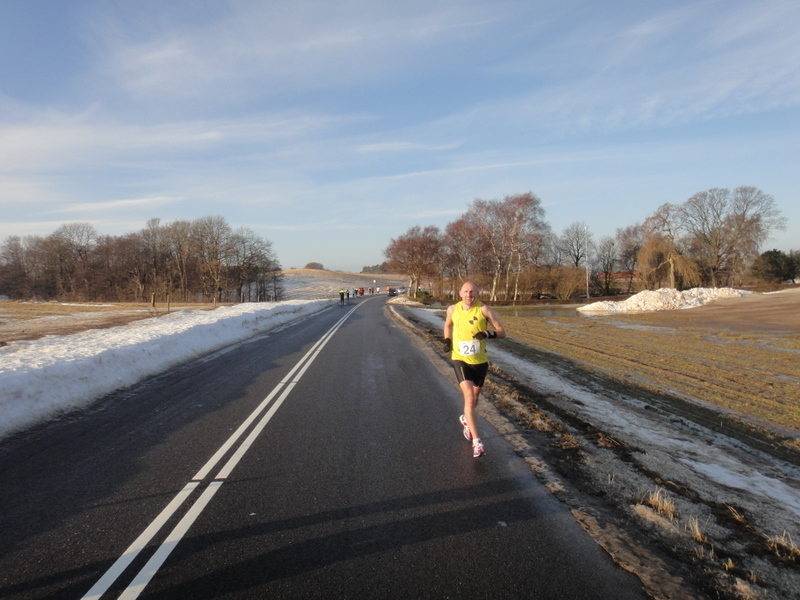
[0,296,648,599]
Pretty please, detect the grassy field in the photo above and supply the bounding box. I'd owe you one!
[499,309,800,453]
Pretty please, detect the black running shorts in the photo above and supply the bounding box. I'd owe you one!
[452,360,489,387]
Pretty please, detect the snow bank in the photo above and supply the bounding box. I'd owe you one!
[0,300,332,440]
[577,287,749,313]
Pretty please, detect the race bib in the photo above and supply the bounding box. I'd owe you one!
[458,339,481,356]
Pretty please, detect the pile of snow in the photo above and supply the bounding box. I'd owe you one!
[0,299,332,440]
[578,287,749,313]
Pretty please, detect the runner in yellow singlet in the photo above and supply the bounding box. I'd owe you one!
[443,281,506,457]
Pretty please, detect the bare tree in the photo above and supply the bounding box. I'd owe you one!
[20,235,53,299]
[497,193,548,302]
[443,217,479,284]
[462,199,508,300]
[50,222,98,300]
[0,215,282,303]
[616,224,644,293]
[559,222,593,268]
[228,227,280,302]
[460,193,547,301]
[191,216,233,302]
[257,251,284,302]
[683,186,786,287]
[639,203,700,289]
[0,236,28,299]
[109,232,149,302]
[383,225,442,296]
[164,220,193,301]
[139,218,169,301]
[594,236,617,296]
[551,266,585,300]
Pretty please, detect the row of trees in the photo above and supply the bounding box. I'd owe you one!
[384,187,793,301]
[0,216,283,303]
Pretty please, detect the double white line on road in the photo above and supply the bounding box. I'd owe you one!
[83,304,360,600]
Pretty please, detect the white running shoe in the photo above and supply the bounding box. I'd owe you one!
[459,414,472,441]
[473,439,485,458]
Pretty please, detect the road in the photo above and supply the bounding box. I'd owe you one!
[0,296,647,599]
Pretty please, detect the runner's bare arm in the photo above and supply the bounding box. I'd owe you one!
[482,305,506,338]
[443,305,455,339]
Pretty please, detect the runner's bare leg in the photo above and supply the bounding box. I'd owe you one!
[461,381,481,440]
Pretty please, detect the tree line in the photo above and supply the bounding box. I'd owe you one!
[0,216,283,303]
[383,187,795,301]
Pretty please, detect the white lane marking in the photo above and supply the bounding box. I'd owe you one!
[81,482,199,600]
[82,303,358,599]
[117,481,224,600]
[214,333,333,480]
[192,305,353,481]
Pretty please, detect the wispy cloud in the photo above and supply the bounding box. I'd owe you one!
[0,177,61,208]
[0,109,347,173]
[85,0,502,103]
[258,219,360,232]
[479,1,800,134]
[357,141,461,153]
[52,196,182,214]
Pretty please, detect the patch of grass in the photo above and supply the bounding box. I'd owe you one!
[686,515,708,544]
[641,487,678,520]
[766,531,800,562]
[726,504,747,525]
[722,557,735,571]
[503,314,800,454]
[552,433,581,451]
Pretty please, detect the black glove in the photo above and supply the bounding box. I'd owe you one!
[473,330,497,340]
[443,338,452,352]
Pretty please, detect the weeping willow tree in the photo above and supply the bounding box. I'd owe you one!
[638,203,701,290]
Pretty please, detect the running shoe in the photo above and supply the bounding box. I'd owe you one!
[459,414,472,441]
[472,439,485,458]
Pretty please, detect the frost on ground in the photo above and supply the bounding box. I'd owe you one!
[578,287,749,312]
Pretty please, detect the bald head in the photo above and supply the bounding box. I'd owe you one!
[459,281,479,307]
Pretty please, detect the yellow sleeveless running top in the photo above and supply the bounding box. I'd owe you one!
[451,300,488,364]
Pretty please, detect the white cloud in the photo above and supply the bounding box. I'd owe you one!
[52,196,182,214]
[0,177,61,208]
[85,0,503,102]
[0,109,347,175]
[356,141,461,153]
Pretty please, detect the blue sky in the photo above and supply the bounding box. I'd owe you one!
[1,0,798,272]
